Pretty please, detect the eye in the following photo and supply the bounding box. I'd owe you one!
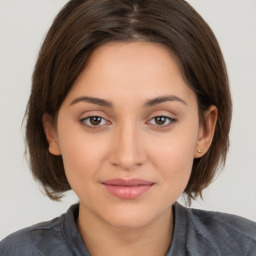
[80,116,109,128]
[147,116,176,127]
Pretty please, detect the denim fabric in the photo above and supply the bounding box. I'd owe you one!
[1,203,256,255]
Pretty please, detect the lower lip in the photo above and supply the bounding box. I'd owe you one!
[102,184,154,199]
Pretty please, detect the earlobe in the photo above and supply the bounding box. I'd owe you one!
[42,113,61,156]
[194,105,218,158]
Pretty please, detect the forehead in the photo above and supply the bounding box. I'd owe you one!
[84,41,182,82]
[64,41,196,107]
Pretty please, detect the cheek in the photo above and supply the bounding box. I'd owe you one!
[57,125,111,186]
[155,142,194,183]
[152,145,194,204]
[149,123,198,189]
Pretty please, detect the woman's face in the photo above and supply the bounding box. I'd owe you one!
[44,42,213,228]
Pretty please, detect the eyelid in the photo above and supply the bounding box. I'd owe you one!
[146,115,177,128]
[78,110,110,122]
[79,114,112,129]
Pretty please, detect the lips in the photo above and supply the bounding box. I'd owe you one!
[101,178,155,199]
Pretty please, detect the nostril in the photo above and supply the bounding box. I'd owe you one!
[111,160,143,171]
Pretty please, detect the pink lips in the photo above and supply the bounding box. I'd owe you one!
[101,178,155,199]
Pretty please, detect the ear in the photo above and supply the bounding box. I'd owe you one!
[194,105,218,158]
[42,113,61,156]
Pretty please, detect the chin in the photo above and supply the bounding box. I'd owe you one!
[105,214,155,229]
[99,204,171,230]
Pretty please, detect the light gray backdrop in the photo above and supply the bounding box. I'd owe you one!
[0,0,255,240]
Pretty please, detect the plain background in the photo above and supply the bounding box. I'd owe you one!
[0,0,255,240]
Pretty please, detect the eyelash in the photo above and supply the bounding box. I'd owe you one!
[146,116,177,128]
[80,116,110,129]
[79,115,177,129]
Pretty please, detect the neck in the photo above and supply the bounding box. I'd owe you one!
[77,204,174,256]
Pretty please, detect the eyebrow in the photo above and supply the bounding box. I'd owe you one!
[144,95,187,107]
[70,96,113,107]
[70,95,187,108]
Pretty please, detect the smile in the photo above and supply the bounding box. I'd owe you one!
[101,178,155,199]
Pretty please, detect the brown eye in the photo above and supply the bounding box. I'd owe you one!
[148,116,176,127]
[155,116,168,125]
[80,116,108,127]
[89,116,102,126]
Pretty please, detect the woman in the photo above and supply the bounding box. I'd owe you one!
[1,0,255,255]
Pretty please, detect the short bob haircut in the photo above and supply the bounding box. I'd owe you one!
[25,0,232,201]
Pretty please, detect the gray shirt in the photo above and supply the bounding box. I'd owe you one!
[1,203,256,255]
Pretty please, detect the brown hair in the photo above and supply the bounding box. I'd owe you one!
[25,0,232,201]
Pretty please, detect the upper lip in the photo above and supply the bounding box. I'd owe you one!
[101,178,155,186]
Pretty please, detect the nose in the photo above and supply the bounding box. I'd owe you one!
[109,123,145,171]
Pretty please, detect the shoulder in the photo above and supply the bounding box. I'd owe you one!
[0,214,70,256]
[180,204,256,254]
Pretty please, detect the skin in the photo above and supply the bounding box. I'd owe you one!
[43,42,217,256]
